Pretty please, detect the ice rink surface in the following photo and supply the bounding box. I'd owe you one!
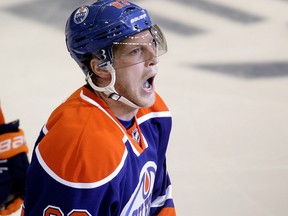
[1,0,288,215]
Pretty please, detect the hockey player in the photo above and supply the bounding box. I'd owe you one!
[23,0,176,215]
[0,105,29,215]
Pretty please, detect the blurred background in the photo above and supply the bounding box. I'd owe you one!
[1,0,288,215]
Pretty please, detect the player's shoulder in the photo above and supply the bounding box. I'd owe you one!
[45,87,95,128]
[151,92,169,111]
[46,86,112,129]
[37,86,127,186]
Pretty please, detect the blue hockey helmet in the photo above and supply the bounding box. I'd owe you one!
[65,0,165,75]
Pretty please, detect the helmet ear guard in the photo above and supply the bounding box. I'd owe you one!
[85,61,116,93]
[85,61,141,109]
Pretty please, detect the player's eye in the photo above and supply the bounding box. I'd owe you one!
[128,47,141,56]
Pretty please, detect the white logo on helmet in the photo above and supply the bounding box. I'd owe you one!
[131,14,147,23]
[74,7,89,24]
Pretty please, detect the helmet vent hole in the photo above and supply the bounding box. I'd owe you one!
[123,7,136,13]
[75,36,86,43]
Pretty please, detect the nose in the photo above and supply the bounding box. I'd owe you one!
[144,56,158,67]
[147,56,159,67]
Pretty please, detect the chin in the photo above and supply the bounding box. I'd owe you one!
[138,93,156,108]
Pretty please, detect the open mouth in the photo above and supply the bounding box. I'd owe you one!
[143,76,155,91]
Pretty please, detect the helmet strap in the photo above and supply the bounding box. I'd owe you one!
[86,62,140,109]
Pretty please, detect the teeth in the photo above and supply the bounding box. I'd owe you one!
[143,80,151,89]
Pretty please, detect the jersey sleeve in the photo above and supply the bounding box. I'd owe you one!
[150,117,176,215]
[23,91,128,215]
[138,93,176,215]
[23,150,127,215]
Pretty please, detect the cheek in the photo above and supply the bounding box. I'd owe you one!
[115,70,132,91]
[116,67,141,87]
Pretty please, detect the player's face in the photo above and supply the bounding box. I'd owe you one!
[112,30,159,108]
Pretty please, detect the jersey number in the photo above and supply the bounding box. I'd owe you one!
[0,135,25,153]
[111,0,130,9]
[44,206,91,216]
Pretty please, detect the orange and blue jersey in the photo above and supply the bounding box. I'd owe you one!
[23,86,176,216]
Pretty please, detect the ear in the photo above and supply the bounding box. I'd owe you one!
[90,58,110,78]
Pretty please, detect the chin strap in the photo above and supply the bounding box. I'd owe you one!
[86,62,140,109]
